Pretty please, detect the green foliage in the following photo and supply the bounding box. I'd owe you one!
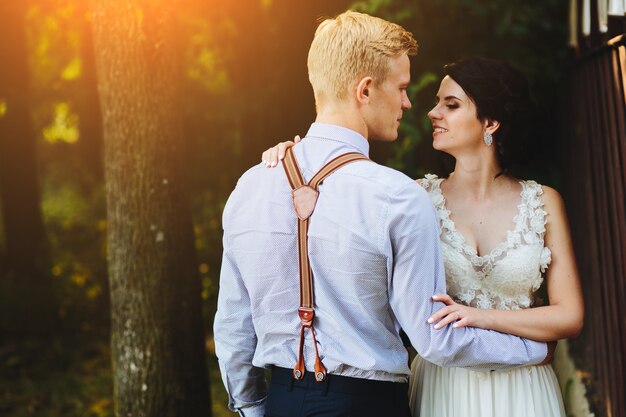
[43,102,80,144]
[42,177,108,324]
[26,1,92,155]
[183,15,233,94]
[26,3,80,90]
[352,0,412,21]
[351,0,392,14]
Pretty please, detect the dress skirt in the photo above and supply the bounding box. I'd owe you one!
[409,356,566,417]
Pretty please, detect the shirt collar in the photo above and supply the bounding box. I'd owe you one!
[305,122,370,157]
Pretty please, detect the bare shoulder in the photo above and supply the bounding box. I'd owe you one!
[540,185,564,206]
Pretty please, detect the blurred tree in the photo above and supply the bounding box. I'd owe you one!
[29,0,104,180]
[0,0,55,336]
[22,0,110,334]
[90,0,212,415]
[76,0,104,180]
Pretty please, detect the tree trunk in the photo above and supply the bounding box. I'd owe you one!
[90,1,212,416]
[0,1,54,335]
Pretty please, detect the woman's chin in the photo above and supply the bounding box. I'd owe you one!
[432,137,447,151]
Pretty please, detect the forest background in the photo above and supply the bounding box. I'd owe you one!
[0,0,571,416]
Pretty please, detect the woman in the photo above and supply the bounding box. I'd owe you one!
[261,56,583,417]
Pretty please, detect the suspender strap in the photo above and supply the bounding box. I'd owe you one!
[282,146,369,382]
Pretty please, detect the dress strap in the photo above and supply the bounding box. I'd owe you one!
[420,174,446,207]
[521,180,552,272]
[520,180,547,237]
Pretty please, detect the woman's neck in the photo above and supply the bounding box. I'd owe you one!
[446,153,512,200]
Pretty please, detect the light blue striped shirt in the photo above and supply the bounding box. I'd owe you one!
[214,122,547,417]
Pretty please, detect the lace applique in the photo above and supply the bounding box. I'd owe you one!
[419,174,552,310]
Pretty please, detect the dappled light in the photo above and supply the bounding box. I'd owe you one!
[43,102,80,143]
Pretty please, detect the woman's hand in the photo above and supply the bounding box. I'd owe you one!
[261,135,301,167]
[428,294,490,330]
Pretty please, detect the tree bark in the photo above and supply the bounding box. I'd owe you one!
[0,1,54,335]
[90,1,212,416]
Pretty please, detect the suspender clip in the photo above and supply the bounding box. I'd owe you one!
[298,307,314,327]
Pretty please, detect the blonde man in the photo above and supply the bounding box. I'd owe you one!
[214,11,551,417]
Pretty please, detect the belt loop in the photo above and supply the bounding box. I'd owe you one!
[287,375,295,392]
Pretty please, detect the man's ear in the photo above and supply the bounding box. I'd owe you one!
[484,118,500,135]
[356,77,373,104]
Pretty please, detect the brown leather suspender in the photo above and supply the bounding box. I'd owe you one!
[282,146,369,382]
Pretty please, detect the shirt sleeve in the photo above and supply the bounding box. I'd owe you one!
[386,182,548,370]
[213,191,267,416]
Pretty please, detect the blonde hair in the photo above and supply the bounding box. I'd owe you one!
[308,11,417,106]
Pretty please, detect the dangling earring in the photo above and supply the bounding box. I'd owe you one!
[484,131,493,146]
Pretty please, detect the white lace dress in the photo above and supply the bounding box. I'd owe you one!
[408,174,566,417]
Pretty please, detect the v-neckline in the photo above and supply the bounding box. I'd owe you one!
[436,178,526,260]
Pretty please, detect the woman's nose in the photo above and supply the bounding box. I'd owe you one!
[427,107,440,120]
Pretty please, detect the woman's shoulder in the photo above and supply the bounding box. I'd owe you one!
[521,180,566,216]
[539,184,566,216]
[537,184,561,200]
[415,173,442,190]
[521,180,562,201]
[415,174,447,211]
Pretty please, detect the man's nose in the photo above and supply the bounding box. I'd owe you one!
[403,95,412,110]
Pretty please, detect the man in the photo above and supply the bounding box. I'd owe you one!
[214,11,551,417]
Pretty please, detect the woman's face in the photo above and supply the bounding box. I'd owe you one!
[427,76,485,155]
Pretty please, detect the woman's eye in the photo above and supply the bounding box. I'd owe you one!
[446,104,459,109]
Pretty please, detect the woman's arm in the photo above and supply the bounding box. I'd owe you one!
[429,186,584,342]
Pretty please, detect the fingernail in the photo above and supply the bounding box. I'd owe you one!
[434,324,440,329]
[453,323,458,328]
[279,154,284,160]
[427,318,434,324]
[271,161,276,167]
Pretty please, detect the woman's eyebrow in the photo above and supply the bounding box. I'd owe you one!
[434,95,462,101]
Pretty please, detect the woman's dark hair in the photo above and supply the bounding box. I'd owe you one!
[443,56,536,175]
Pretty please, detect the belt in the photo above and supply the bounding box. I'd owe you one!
[270,366,408,396]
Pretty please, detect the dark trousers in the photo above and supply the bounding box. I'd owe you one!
[265,366,411,417]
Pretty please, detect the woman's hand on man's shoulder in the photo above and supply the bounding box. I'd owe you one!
[261,135,301,167]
